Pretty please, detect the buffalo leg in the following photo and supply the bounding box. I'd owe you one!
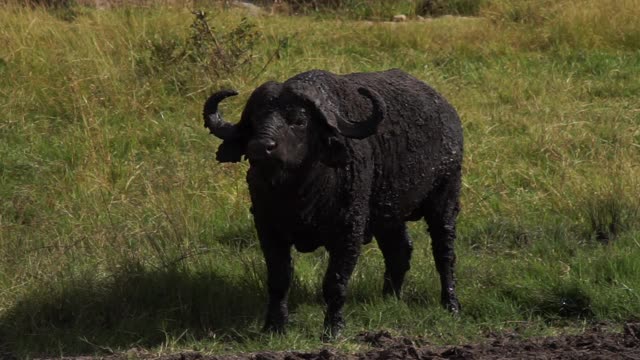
[260,238,293,333]
[424,178,461,313]
[375,224,413,297]
[322,242,361,339]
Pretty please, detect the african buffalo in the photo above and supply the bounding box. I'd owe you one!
[203,69,463,338]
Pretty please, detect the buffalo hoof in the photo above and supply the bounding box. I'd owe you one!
[321,326,342,342]
[263,307,288,334]
[262,321,287,334]
[382,283,402,298]
[443,296,461,314]
[262,314,287,334]
[321,317,344,342]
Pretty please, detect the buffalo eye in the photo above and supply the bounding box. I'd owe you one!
[287,107,308,128]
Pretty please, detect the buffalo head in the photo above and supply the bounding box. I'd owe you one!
[203,73,386,171]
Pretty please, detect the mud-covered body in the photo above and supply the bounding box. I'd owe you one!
[248,70,462,252]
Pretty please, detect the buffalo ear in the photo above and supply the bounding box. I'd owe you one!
[320,136,348,167]
[216,141,245,163]
[214,117,249,163]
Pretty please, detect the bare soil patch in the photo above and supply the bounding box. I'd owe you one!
[40,321,640,360]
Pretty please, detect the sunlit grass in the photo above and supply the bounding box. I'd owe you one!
[0,0,639,357]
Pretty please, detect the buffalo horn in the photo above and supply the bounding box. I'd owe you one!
[203,89,239,140]
[337,87,386,139]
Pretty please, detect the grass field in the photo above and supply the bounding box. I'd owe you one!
[1,0,639,357]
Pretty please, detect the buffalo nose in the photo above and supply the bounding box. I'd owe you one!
[248,139,278,159]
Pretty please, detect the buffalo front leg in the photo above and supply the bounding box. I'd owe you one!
[260,240,293,333]
[322,242,361,340]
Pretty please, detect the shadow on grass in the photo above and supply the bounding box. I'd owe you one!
[0,261,313,357]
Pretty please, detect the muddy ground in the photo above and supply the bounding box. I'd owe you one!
[46,321,639,360]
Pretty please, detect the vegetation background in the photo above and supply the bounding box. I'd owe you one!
[0,0,639,357]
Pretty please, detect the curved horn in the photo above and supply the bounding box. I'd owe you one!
[203,89,239,140]
[335,87,386,139]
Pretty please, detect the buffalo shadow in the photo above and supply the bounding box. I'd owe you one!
[0,257,316,357]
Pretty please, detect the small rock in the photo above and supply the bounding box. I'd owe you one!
[392,14,407,22]
[231,0,265,16]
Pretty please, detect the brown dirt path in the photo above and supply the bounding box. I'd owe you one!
[41,321,640,360]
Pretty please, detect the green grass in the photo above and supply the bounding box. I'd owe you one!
[1,1,639,357]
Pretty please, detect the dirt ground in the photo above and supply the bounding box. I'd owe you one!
[45,321,640,360]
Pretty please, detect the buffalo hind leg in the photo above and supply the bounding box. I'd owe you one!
[424,178,462,313]
[375,223,413,297]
